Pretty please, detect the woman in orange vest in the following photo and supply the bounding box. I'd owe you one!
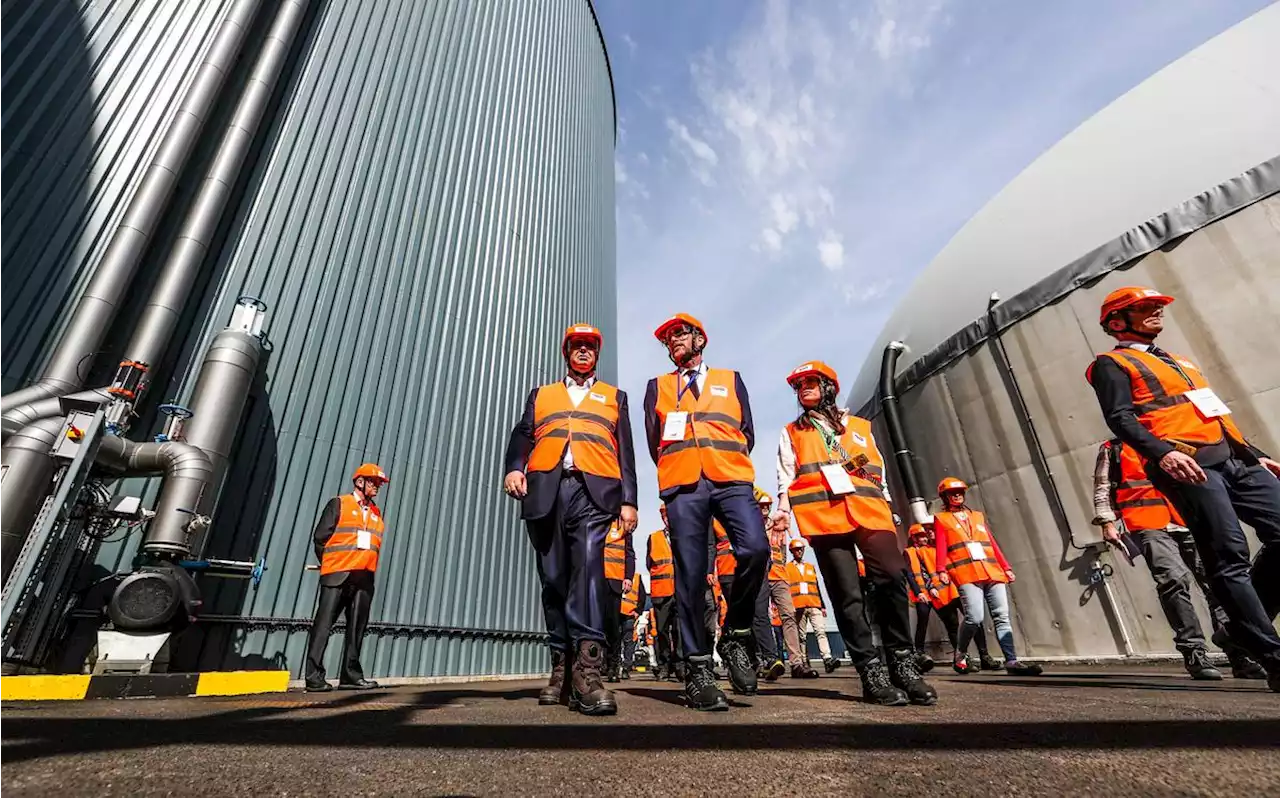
[305,463,390,692]
[933,478,1042,676]
[777,361,936,706]
[503,323,639,716]
[647,507,680,682]
[905,522,996,674]
[602,520,637,683]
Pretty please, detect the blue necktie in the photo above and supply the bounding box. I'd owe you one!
[683,370,700,401]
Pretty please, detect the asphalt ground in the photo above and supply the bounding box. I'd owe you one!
[3,664,1279,797]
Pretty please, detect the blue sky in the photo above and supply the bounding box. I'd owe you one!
[592,0,1271,584]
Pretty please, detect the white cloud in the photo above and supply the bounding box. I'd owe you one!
[770,194,799,234]
[818,232,845,270]
[761,228,783,252]
[622,33,638,55]
[615,158,628,184]
[665,117,719,185]
[874,19,899,60]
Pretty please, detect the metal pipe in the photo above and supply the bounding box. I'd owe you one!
[0,419,64,582]
[0,0,264,416]
[124,0,308,380]
[95,437,214,560]
[879,341,931,526]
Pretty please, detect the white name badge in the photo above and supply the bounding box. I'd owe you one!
[357,531,373,550]
[1185,388,1230,418]
[799,583,809,594]
[590,392,607,403]
[709,384,729,397]
[820,464,855,496]
[662,411,689,442]
[966,541,986,561]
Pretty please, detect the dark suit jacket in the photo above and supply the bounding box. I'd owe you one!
[503,380,639,520]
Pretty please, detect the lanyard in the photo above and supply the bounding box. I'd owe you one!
[950,512,976,542]
[811,413,852,465]
[677,368,699,404]
[353,493,372,530]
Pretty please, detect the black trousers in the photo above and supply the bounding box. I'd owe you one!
[810,531,913,669]
[752,576,779,662]
[651,595,679,669]
[915,599,987,655]
[603,579,625,666]
[621,616,637,668]
[525,473,613,649]
[305,570,374,684]
[1150,456,1280,661]
[663,479,770,661]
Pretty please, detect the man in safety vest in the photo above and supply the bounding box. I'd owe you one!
[503,323,639,715]
[749,490,786,680]
[1087,287,1280,691]
[905,522,996,674]
[1093,439,1265,680]
[647,506,680,681]
[602,520,637,682]
[643,313,770,710]
[305,463,390,692]
[620,577,646,679]
[786,539,840,674]
[765,515,817,678]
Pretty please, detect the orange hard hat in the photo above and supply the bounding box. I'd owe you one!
[908,523,928,538]
[562,322,603,354]
[653,313,707,344]
[788,538,805,550]
[937,477,967,496]
[1099,286,1174,326]
[753,486,773,505]
[786,360,840,394]
[353,463,389,483]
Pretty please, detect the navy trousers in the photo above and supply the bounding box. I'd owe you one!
[1149,456,1280,661]
[663,479,769,661]
[525,473,613,649]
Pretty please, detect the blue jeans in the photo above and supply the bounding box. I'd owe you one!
[957,581,1017,663]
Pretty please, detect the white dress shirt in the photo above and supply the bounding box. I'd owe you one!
[776,409,891,511]
[561,375,595,470]
[677,361,709,396]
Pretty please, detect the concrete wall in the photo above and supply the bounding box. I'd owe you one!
[875,195,1280,659]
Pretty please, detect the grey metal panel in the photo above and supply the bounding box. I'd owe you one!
[873,196,1280,659]
[94,0,616,677]
[2,0,237,390]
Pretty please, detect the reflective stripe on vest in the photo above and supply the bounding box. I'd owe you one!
[769,535,787,581]
[713,520,736,577]
[785,415,895,538]
[1111,441,1183,531]
[648,532,675,597]
[604,522,628,581]
[320,493,385,575]
[654,368,754,491]
[621,578,641,616]
[907,544,958,608]
[1090,349,1246,449]
[934,510,1006,586]
[527,381,622,479]
[786,562,822,610]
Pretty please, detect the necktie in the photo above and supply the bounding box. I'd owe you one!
[683,370,700,400]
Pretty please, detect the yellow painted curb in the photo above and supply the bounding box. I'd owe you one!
[195,670,290,697]
[1,674,91,701]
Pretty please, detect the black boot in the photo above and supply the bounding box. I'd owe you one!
[683,661,729,711]
[539,648,570,706]
[857,658,908,706]
[823,657,842,674]
[1184,649,1223,681]
[890,650,938,706]
[570,640,618,716]
[914,651,936,673]
[791,663,820,679]
[1004,660,1044,676]
[979,653,1003,671]
[1228,652,1267,680]
[716,630,759,696]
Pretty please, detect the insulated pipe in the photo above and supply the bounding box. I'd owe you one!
[96,437,214,559]
[123,0,308,381]
[0,0,264,416]
[879,342,931,526]
[0,419,64,582]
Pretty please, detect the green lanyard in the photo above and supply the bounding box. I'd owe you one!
[810,413,851,465]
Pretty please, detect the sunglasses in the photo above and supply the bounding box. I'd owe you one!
[664,325,696,342]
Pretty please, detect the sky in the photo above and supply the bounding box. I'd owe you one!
[591,0,1272,589]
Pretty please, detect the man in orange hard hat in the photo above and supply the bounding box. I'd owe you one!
[504,323,639,715]
[1087,286,1280,691]
[643,313,770,711]
[305,463,390,692]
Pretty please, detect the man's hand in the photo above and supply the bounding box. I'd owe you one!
[503,471,527,498]
[706,573,716,587]
[1259,457,1280,479]
[821,608,827,617]
[929,588,941,600]
[620,505,638,533]
[623,578,633,593]
[935,572,950,586]
[1159,450,1206,484]
[1100,522,1124,549]
[770,511,790,532]
[1005,569,1016,583]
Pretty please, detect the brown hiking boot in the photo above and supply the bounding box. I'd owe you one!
[569,639,618,716]
[538,648,571,706]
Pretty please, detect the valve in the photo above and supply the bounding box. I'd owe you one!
[154,404,194,443]
[66,425,85,442]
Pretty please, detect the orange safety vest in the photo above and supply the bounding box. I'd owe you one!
[934,510,1006,586]
[604,521,628,581]
[713,520,736,577]
[785,561,822,610]
[713,579,728,627]
[906,544,957,608]
[621,577,641,616]
[320,493,385,576]
[653,368,754,491]
[857,548,866,578]
[768,532,788,581]
[648,531,675,598]
[769,600,781,627]
[645,608,656,645]
[1109,440,1184,532]
[526,380,622,479]
[1087,348,1246,451]
[785,415,895,539]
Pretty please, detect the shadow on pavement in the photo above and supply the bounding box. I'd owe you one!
[971,676,1266,694]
